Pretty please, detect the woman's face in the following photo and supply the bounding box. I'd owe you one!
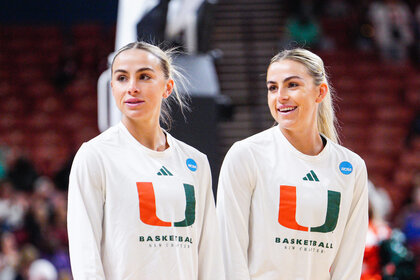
[266,59,326,135]
[111,48,173,124]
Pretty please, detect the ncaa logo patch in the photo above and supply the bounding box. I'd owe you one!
[339,161,353,175]
[186,158,197,172]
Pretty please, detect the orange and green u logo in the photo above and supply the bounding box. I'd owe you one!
[278,185,341,233]
[136,182,196,227]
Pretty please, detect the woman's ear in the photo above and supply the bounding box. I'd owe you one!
[315,83,328,103]
[163,79,174,99]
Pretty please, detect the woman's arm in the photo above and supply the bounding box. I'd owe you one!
[197,157,225,280]
[216,142,256,280]
[67,143,106,279]
[330,159,369,279]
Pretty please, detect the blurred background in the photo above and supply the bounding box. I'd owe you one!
[0,0,419,279]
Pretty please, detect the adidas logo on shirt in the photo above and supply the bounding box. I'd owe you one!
[302,170,319,182]
[157,166,173,176]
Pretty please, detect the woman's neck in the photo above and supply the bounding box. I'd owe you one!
[280,126,325,156]
[122,117,168,151]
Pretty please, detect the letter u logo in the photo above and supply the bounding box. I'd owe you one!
[278,185,341,233]
[136,182,196,227]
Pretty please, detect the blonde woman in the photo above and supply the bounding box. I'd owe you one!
[217,48,368,280]
[67,42,224,279]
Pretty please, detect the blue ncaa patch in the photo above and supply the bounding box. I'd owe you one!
[186,158,197,172]
[339,161,353,175]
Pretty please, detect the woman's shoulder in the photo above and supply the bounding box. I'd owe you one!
[169,134,208,162]
[74,125,122,158]
[231,126,278,150]
[223,127,277,162]
[327,140,366,166]
[86,124,121,146]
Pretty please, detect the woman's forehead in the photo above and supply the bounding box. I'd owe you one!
[113,48,161,69]
[267,60,310,79]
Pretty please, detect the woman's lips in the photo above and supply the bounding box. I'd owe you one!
[277,106,297,113]
[125,98,144,107]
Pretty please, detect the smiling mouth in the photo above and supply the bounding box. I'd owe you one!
[278,106,297,113]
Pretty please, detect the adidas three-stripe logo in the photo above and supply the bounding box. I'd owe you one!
[303,170,319,182]
[157,166,173,176]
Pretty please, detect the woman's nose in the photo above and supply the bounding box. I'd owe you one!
[127,80,139,94]
[277,88,289,100]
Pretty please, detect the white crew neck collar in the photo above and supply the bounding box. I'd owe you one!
[118,122,174,157]
[273,126,330,162]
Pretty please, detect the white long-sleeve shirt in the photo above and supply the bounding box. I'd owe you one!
[217,126,368,280]
[67,122,224,280]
